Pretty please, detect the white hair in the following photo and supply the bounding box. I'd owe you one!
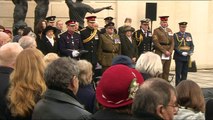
[135,52,162,77]
[18,36,37,49]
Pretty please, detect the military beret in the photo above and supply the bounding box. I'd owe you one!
[65,20,76,26]
[46,16,56,22]
[159,16,169,21]
[104,16,113,21]
[140,18,150,24]
[179,22,188,26]
[86,16,96,22]
[104,22,115,28]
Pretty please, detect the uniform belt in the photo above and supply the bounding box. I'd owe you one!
[160,43,170,45]
[103,50,114,53]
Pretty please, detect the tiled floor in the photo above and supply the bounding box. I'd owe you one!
[169,69,213,88]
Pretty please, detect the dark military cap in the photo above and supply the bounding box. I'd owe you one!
[65,20,76,26]
[140,18,150,24]
[86,16,96,23]
[159,16,169,21]
[104,16,113,21]
[43,26,56,35]
[124,26,134,32]
[104,22,115,28]
[179,22,188,26]
[46,16,56,22]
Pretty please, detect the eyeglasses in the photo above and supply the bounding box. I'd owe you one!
[167,104,180,113]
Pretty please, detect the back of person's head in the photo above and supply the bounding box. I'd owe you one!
[77,60,93,86]
[96,65,144,109]
[205,99,213,120]
[132,78,177,119]
[44,53,59,65]
[135,52,162,77]
[0,43,23,68]
[44,57,79,93]
[7,48,46,117]
[0,31,11,47]
[176,80,205,112]
[18,36,37,49]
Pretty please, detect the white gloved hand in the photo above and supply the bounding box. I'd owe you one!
[72,50,80,57]
[182,52,188,56]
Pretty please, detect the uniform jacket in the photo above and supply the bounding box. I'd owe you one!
[91,109,132,120]
[32,89,91,120]
[121,35,138,59]
[39,35,59,55]
[174,108,205,120]
[0,66,13,120]
[133,29,153,55]
[97,33,121,67]
[173,32,194,61]
[80,27,99,66]
[152,27,174,57]
[59,31,84,57]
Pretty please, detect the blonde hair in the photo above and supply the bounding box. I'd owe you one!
[7,48,47,117]
[77,60,93,85]
[44,53,59,65]
[176,80,205,112]
[135,52,162,77]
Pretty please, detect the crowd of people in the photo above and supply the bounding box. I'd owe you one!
[0,12,212,120]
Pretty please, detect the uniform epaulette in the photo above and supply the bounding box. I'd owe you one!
[57,31,65,38]
[74,31,80,34]
[80,27,86,31]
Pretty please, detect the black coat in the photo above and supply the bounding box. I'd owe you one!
[92,109,132,120]
[0,66,13,120]
[121,35,138,59]
[39,35,59,55]
[132,111,164,120]
[32,89,91,120]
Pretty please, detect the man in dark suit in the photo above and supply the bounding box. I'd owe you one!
[0,43,23,120]
[133,18,153,56]
[173,22,194,85]
[152,16,174,81]
[121,26,138,63]
[59,20,84,58]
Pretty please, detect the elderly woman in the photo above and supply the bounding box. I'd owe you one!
[76,60,96,113]
[135,51,162,80]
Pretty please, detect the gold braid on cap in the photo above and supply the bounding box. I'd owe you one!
[135,31,143,47]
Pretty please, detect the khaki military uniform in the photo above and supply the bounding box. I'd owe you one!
[152,27,174,81]
[97,33,121,72]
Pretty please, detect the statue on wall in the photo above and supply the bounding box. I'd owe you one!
[65,0,113,29]
[12,0,49,35]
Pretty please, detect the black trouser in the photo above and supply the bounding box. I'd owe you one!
[175,60,189,86]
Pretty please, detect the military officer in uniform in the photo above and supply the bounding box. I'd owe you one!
[100,16,117,34]
[133,18,153,56]
[80,16,99,69]
[97,22,121,72]
[121,26,138,63]
[152,16,174,81]
[59,20,83,58]
[173,22,194,85]
[46,16,56,27]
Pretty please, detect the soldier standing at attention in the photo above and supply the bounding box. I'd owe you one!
[133,18,153,56]
[173,22,194,86]
[59,20,83,58]
[80,16,99,70]
[97,22,121,72]
[152,16,174,81]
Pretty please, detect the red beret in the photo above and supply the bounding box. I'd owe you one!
[86,16,96,22]
[96,65,144,108]
[159,16,169,21]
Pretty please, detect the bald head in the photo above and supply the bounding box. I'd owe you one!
[0,32,11,47]
[18,36,37,49]
[0,43,23,68]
